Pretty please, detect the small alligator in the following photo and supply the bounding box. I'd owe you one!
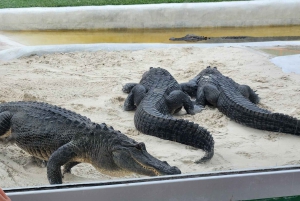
[122,67,214,163]
[220,36,248,39]
[180,66,300,135]
[0,101,181,184]
[169,34,209,42]
[168,35,253,43]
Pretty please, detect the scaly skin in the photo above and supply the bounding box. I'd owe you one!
[123,67,214,163]
[0,101,181,185]
[169,34,208,42]
[180,66,300,135]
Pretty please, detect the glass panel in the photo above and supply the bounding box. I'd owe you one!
[0,26,300,189]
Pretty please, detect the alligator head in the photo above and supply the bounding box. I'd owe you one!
[112,139,181,176]
[197,66,220,77]
[142,67,171,78]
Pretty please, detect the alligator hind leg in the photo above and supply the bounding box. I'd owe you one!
[166,90,199,115]
[124,84,147,111]
[180,80,198,98]
[238,85,260,104]
[0,111,13,143]
[47,142,78,184]
[195,84,220,107]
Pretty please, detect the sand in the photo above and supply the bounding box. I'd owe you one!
[0,46,300,188]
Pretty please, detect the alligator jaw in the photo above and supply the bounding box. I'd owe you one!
[112,142,181,176]
[131,157,161,176]
[131,151,181,176]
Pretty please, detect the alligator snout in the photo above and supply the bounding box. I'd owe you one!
[170,166,181,175]
[159,161,181,175]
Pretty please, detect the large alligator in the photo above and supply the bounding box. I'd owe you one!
[169,34,251,42]
[169,35,300,43]
[0,101,181,185]
[169,34,209,42]
[122,67,214,163]
[180,66,300,135]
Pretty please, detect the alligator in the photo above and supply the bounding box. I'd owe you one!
[169,34,209,42]
[122,67,214,163]
[220,36,248,39]
[180,66,300,135]
[0,101,181,185]
[170,34,300,43]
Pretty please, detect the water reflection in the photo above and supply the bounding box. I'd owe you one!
[1,25,300,45]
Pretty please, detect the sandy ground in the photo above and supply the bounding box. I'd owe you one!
[0,46,300,188]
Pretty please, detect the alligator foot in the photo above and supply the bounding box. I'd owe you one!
[0,135,15,144]
[24,156,47,169]
[193,104,205,113]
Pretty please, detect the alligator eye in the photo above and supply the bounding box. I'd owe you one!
[207,66,211,68]
[213,67,217,69]
[135,144,142,150]
[163,161,169,165]
[135,142,145,150]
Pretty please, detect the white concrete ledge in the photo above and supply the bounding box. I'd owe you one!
[1,41,300,61]
[0,1,300,30]
[0,35,23,46]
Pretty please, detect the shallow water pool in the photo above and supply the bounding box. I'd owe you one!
[1,26,300,46]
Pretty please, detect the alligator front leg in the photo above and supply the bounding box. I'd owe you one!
[47,142,78,184]
[124,84,147,111]
[122,83,138,94]
[166,90,199,115]
[196,84,220,107]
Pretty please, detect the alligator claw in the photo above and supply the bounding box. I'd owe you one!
[193,105,205,114]
[62,168,71,176]
[123,105,137,111]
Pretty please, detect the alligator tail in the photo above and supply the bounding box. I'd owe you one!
[220,101,300,135]
[134,107,214,163]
